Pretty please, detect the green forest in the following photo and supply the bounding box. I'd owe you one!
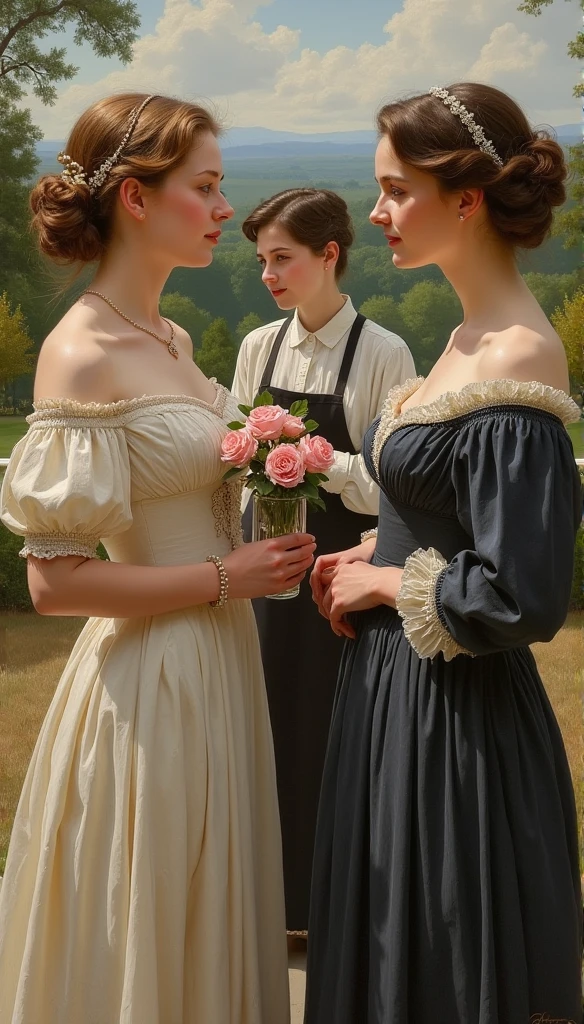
[1,154,583,408]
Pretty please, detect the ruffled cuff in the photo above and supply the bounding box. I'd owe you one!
[396,547,473,661]
[360,528,378,544]
[19,533,100,560]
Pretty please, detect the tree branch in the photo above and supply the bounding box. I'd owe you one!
[0,1,75,60]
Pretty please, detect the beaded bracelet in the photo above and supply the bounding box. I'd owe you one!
[206,554,229,608]
[360,528,378,544]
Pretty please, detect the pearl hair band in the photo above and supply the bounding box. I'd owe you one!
[57,95,156,195]
[428,87,504,168]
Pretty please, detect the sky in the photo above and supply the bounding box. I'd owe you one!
[24,0,581,140]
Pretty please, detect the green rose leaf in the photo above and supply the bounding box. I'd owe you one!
[290,399,309,417]
[227,420,245,430]
[254,391,274,407]
[305,472,323,487]
[238,404,252,417]
[223,466,243,481]
[308,496,327,512]
[303,419,319,433]
[254,477,276,496]
[297,481,319,499]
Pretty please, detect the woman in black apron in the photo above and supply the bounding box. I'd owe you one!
[232,188,416,937]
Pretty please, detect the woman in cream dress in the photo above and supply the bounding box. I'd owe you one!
[0,93,315,1024]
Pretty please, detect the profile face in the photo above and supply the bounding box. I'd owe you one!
[256,222,330,310]
[369,136,460,269]
[144,132,234,268]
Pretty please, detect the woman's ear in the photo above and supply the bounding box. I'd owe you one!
[323,240,340,271]
[457,188,484,221]
[118,177,147,222]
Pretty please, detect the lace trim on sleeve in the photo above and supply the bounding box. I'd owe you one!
[19,533,100,560]
[396,547,474,662]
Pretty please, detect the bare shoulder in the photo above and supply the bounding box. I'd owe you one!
[479,322,570,393]
[34,303,115,403]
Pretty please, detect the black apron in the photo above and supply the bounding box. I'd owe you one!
[242,313,377,932]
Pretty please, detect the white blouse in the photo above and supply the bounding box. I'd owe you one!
[232,296,416,515]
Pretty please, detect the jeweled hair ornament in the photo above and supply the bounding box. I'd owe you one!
[57,94,157,196]
[428,87,504,168]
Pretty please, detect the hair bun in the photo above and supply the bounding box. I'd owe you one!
[522,133,568,201]
[30,174,104,264]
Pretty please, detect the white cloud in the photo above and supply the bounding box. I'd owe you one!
[29,0,579,138]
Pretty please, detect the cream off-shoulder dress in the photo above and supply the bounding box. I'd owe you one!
[0,382,290,1024]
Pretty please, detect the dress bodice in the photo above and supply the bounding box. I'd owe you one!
[362,377,582,661]
[1,382,244,566]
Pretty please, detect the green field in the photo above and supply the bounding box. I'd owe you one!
[568,419,584,459]
[0,418,27,459]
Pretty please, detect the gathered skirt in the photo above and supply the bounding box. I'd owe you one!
[305,605,582,1024]
[0,600,290,1024]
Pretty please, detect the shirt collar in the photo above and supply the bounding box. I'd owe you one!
[288,295,357,349]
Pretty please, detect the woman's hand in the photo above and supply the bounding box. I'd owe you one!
[224,534,316,599]
[322,562,404,639]
[310,537,376,617]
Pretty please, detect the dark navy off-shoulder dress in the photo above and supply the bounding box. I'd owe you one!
[305,378,583,1024]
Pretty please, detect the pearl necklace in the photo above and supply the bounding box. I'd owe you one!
[82,290,179,358]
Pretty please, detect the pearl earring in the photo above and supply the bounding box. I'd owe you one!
[459,215,464,221]
[139,213,146,221]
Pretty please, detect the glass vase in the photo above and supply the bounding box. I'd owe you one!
[252,493,307,600]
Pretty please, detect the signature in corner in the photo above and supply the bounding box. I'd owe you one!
[530,1015,577,1024]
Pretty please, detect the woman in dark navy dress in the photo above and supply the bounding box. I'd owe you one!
[306,84,582,1023]
[232,189,415,937]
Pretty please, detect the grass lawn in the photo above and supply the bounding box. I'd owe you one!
[0,611,583,876]
[568,419,584,460]
[0,418,27,459]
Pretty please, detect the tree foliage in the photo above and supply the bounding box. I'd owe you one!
[0,292,35,391]
[399,281,462,374]
[0,94,41,285]
[523,271,580,317]
[554,143,584,249]
[551,288,584,400]
[195,317,238,388]
[235,312,264,346]
[159,292,211,350]
[0,0,140,104]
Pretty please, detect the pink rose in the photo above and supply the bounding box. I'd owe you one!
[299,435,335,473]
[281,414,305,438]
[220,427,258,467]
[247,405,288,440]
[265,444,306,489]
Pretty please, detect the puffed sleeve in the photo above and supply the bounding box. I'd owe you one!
[1,413,132,559]
[396,409,582,660]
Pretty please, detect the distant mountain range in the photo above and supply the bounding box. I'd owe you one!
[36,123,581,161]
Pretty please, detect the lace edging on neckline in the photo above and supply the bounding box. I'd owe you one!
[27,380,228,426]
[372,377,581,473]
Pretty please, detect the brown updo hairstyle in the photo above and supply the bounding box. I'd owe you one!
[376,82,567,249]
[30,93,221,265]
[242,188,354,278]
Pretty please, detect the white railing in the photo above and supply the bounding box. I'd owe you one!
[2,459,584,468]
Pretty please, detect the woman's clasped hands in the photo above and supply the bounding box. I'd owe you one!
[310,538,404,639]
